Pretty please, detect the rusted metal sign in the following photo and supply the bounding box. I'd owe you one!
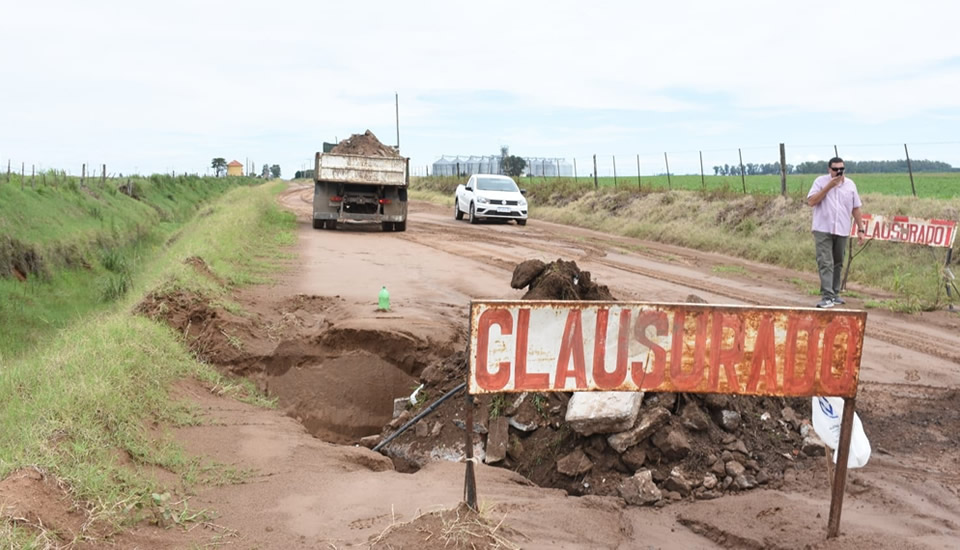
[851,214,957,248]
[469,301,866,398]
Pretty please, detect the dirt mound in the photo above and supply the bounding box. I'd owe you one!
[512,258,614,300]
[0,467,93,545]
[375,259,818,507]
[330,130,400,157]
[369,502,522,549]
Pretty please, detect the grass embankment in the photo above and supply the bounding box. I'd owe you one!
[0,174,256,359]
[412,175,960,312]
[0,180,295,547]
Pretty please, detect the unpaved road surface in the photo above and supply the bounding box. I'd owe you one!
[121,184,960,548]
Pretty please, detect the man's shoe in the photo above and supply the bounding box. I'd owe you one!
[816,298,835,309]
[833,296,846,305]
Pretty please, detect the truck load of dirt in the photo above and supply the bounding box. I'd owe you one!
[373,259,820,507]
[330,130,400,158]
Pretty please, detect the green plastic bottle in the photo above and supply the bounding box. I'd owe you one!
[378,285,390,311]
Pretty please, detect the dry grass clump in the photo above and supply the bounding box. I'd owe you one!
[369,502,522,550]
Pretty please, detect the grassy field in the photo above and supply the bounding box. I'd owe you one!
[520,172,960,199]
[0,174,256,359]
[0,180,295,547]
[412,174,960,312]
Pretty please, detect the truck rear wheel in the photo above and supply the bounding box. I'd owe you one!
[326,220,337,230]
[382,222,394,232]
[312,218,323,229]
[395,221,406,232]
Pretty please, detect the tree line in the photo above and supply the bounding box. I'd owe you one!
[712,159,956,176]
[210,158,280,178]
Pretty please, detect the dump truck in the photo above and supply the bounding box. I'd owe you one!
[312,152,409,231]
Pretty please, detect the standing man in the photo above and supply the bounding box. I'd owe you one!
[807,157,865,308]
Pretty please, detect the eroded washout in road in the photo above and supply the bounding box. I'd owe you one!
[132,255,844,510]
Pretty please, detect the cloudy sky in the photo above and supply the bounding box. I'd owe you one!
[3,0,960,178]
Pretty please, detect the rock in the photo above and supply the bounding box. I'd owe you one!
[393,398,408,419]
[725,460,746,477]
[452,419,488,434]
[430,421,443,437]
[799,420,813,437]
[760,412,771,422]
[665,491,683,501]
[566,392,643,436]
[618,470,662,506]
[720,450,734,463]
[680,402,711,432]
[756,470,770,485]
[607,406,671,453]
[745,459,760,472]
[662,474,692,497]
[735,474,756,490]
[389,410,412,429]
[415,421,429,437]
[557,448,594,476]
[722,475,734,490]
[652,425,691,460]
[621,446,647,471]
[697,490,721,500]
[419,364,445,385]
[358,435,380,449]
[802,435,827,457]
[702,473,718,489]
[710,459,726,476]
[507,417,538,432]
[717,410,741,432]
[723,439,749,455]
[702,394,729,410]
[484,416,509,464]
[657,392,677,410]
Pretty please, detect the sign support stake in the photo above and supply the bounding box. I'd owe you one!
[827,397,856,538]
[463,391,478,511]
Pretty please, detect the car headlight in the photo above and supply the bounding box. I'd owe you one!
[519,199,527,207]
[477,196,489,204]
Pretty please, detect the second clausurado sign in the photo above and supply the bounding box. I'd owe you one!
[469,301,866,398]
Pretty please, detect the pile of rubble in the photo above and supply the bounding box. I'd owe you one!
[376,259,827,506]
[330,130,400,157]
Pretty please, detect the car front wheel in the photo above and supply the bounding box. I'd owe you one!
[517,219,527,226]
[469,203,478,224]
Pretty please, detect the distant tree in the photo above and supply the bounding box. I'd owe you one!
[503,155,527,178]
[261,164,270,178]
[211,157,227,177]
[270,164,281,178]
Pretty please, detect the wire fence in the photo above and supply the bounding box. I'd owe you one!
[0,160,219,191]
[414,141,960,198]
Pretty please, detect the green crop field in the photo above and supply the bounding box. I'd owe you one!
[529,172,960,199]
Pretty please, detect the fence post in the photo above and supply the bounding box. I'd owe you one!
[699,151,705,190]
[664,152,671,189]
[21,163,25,190]
[82,163,86,187]
[636,154,641,191]
[542,159,546,183]
[592,154,598,190]
[103,164,107,185]
[738,148,746,193]
[779,143,787,197]
[556,159,561,182]
[574,158,578,182]
[904,144,917,197]
[613,155,618,188]
[32,165,35,189]
[6,159,9,182]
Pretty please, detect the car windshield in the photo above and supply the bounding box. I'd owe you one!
[476,177,519,192]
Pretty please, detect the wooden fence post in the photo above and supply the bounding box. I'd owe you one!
[613,155,618,188]
[699,151,705,190]
[779,143,787,197]
[636,154,641,191]
[82,163,86,186]
[592,155,598,190]
[21,163,25,190]
[738,148,746,193]
[664,152,671,189]
[904,144,917,197]
[573,158,578,182]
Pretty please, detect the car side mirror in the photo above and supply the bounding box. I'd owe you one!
[520,189,527,195]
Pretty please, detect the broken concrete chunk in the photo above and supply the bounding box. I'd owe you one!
[607,406,670,453]
[557,448,594,476]
[566,392,643,437]
[651,425,691,460]
[484,416,509,464]
[618,469,662,506]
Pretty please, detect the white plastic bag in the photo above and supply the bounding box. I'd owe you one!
[811,396,871,468]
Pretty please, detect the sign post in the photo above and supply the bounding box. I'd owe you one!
[465,300,867,537]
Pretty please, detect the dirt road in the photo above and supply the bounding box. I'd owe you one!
[121,184,960,548]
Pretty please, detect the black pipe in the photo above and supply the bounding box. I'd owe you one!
[372,382,467,453]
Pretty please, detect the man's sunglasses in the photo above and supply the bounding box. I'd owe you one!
[830,167,845,172]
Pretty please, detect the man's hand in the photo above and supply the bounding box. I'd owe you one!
[857,231,865,245]
[828,175,844,188]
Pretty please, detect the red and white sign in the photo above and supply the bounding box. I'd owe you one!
[469,301,866,398]
[852,214,957,248]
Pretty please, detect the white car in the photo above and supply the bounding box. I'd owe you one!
[454,174,528,225]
